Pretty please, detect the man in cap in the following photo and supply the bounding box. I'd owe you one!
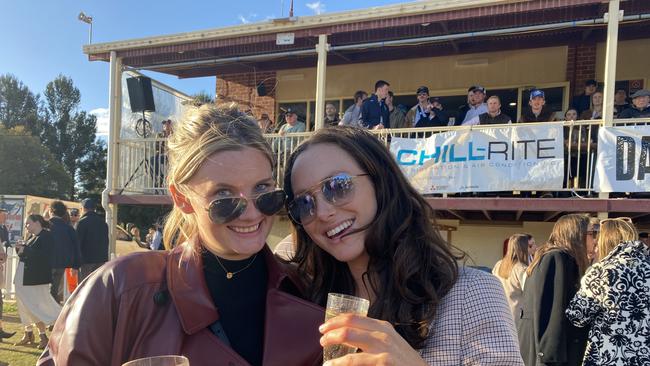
[406,86,448,128]
[618,89,650,119]
[458,86,488,125]
[572,79,598,115]
[76,198,109,282]
[519,89,556,123]
[274,108,306,154]
[69,208,80,228]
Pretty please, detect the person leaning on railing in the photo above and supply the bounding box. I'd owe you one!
[617,89,650,119]
[566,217,650,365]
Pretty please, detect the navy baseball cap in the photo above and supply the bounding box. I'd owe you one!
[529,89,545,100]
[468,85,486,94]
[416,86,430,95]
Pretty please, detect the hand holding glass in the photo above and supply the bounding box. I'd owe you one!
[122,355,189,366]
[323,293,370,362]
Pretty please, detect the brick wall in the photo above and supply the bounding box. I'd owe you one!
[566,43,597,97]
[215,71,277,121]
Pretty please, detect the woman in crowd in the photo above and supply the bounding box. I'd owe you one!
[14,214,61,349]
[566,218,649,365]
[517,214,589,366]
[564,108,579,121]
[579,91,603,121]
[492,234,531,320]
[284,126,523,365]
[39,105,324,365]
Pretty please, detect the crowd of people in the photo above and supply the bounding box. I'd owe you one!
[492,215,650,365]
[257,79,650,136]
[0,199,109,349]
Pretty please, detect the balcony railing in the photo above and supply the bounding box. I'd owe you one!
[113,119,650,196]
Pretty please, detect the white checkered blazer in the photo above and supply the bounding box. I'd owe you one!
[419,267,524,365]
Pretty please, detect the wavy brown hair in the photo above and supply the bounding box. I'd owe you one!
[527,213,589,277]
[283,126,463,349]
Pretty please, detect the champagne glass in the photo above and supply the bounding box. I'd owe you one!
[323,293,370,362]
[122,355,189,366]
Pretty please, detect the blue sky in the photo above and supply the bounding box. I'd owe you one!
[1,0,405,137]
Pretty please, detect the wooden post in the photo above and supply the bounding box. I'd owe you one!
[314,34,329,130]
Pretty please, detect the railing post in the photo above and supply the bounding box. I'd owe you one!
[599,0,621,200]
[314,34,329,130]
[104,51,123,259]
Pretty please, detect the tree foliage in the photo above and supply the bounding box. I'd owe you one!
[77,139,107,201]
[40,75,98,198]
[0,74,41,134]
[0,125,72,197]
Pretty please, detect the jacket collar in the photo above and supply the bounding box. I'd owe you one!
[167,239,291,335]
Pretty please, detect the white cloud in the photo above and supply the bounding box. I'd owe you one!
[90,107,109,138]
[238,13,258,24]
[306,1,326,15]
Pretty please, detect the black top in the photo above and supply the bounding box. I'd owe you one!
[0,224,8,245]
[618,105,650,119]
[519,106,556,123]
[76,211,109,264]
[202,249,268,366]
[20,230,54,285]
[49,216,82,269]
[479,112,512,125]
[361,94,390,128]
[572,94,591,115]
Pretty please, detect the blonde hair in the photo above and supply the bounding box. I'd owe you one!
[597,219,637,260]
[498,234,530,279]
[162,104,274,250]
[527,214,589,276]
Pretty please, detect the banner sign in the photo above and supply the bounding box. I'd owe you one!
[389,123,565,193]
[594,126,650,192]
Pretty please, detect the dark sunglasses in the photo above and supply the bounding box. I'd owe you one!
[288,173,369,225]
[205,189,286,224]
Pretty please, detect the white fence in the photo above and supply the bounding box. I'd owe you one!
[113,119,650,195]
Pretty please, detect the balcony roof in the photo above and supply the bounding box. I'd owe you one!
[83,0,650,78]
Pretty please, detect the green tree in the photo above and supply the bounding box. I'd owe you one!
[77,139,107,201]
[41,75,97,198]
[0,74,42,134]
[183,91,214,107]
[0,125,72,197]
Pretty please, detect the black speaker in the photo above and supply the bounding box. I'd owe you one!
[256,83,267,97]
[127,76,156,113]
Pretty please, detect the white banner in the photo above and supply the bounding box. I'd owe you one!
[594,126,650,192]
[390,123,565,193]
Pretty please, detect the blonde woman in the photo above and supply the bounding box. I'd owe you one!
[39,105,323,365]
[517,214,589,366]
[492,234,531,320]
[567,218,649,365]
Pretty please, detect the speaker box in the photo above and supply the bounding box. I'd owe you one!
[127,76,156,113]
[256,83,267,97]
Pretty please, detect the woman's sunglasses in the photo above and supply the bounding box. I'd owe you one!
[288,173,368,225]
[204,189,286,224]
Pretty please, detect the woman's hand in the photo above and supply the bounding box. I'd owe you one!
[319,314,427,366]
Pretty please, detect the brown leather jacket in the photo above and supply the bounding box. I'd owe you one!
[37,243,324,366]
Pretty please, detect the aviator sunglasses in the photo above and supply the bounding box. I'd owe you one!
[202,189,287,224]
[288,173,369,225]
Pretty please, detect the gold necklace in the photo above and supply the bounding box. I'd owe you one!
[214,253,258,280]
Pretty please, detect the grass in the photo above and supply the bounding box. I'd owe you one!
[0,301,42,366]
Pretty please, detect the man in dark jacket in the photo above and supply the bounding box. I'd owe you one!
[76,199,109,281]
[48,201,82,303]
[572,79,598,115]
[618,89,650,119]
[519,89,557,123]
[361,80,390,129]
